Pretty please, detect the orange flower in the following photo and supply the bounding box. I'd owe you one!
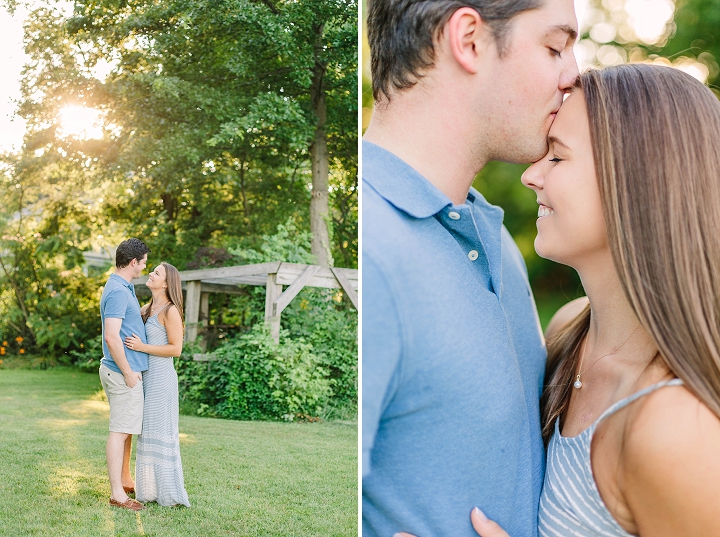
[19,348,25,354]
[0,359,3,365]
[15,336,24,343]
[0,347,5,355]
[2,341,7,346]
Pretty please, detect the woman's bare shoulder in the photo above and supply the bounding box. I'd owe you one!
[622,384,720,533]
[159,302,182,322]
[545,296,589,339]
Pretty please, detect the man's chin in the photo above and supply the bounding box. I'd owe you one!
[496,140,548,165]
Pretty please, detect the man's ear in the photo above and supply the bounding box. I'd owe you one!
[445,7,488,74]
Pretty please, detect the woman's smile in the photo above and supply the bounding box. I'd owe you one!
[538,203,554,218]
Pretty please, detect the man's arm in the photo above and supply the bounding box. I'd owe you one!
[362,254,403,478]
[104,317,142,388]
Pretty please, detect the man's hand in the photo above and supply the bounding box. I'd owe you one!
[393,508,511,537]
[123,371,143,389]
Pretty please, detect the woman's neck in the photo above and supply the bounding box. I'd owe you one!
[150,291,169,307]
[577,262,654,362]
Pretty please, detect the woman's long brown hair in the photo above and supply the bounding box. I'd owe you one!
[141,261,185,327]
[541,64,720,443]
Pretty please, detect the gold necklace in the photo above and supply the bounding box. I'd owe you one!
[573,322,642,389]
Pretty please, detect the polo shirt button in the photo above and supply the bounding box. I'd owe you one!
[448,211,460,220]
[468,250,479,261]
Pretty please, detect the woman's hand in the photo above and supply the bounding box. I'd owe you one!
[124,333,145,353]
[393,508,511,537]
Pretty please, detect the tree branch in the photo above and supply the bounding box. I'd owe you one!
[258,0,279,15]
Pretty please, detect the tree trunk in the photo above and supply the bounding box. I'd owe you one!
[309,23,332,267]
[239,158,249,218]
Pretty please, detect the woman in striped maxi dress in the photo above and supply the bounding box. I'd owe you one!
[398,66,720,537]
[124,262,190,507]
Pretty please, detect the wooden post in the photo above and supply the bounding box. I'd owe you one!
[265,272,283,343]
[198,292,209,350]
[185,280,202,343]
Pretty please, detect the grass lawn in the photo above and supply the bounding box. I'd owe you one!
[0,368,357,536]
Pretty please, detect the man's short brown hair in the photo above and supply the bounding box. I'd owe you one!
[368,0,542,101]
[115,238,150,269]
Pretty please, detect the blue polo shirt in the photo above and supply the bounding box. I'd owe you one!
[100,273,149,373]
[362,141,546,537]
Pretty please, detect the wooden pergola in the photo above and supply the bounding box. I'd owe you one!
[132,262,358,344]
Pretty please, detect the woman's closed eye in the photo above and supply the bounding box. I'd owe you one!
[549,157,563,163]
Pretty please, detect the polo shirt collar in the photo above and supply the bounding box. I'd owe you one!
[363,140,451,218]
[110,273,137,296]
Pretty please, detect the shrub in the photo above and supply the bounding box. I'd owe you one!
[177,323,332,421]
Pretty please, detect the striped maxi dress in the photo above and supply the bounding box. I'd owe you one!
[135,308,191,507]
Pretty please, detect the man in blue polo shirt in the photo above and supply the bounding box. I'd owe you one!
[99,238,150,511]
[362,1,579,536]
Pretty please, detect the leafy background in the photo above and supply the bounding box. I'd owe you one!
[0,0,358,421]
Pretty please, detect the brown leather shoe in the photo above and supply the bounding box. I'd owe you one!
[123,485,135,495]
[109,497,144,511]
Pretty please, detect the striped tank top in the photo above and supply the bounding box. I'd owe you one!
[538,378,684,537]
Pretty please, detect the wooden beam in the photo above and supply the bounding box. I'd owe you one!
[276,263,358,290]
[197,282,247,295]
[264,273,283,343]
[274,265,321,316]
[201,276,268,287]
[331,267,358,310]
[132,262,357,291]
[185,281,202,342]
[192,353,219,362]
[176,262,281,282]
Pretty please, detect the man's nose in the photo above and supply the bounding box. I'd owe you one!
[560,51,580,91]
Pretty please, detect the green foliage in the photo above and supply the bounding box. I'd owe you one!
[282,288,358,410]
[231,218,316,265]
[178,324,331,421]
[0,0,357,365]
[0,188,106,357]
[68,334,103,371]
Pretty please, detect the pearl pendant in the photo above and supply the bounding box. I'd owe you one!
[574,376,583,389]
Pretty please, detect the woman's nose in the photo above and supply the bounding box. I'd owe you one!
[521,160,545,191]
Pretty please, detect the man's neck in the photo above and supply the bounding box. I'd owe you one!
[113,268,134,283]
[364,83,488,206]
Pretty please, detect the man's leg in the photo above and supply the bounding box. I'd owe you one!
[121,434,135,490]
[107,432,130,502]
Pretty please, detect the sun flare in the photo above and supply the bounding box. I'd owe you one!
[58,105,104,139]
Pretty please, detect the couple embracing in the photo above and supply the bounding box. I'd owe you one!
[98,238,190,510]
[363,1,720,536]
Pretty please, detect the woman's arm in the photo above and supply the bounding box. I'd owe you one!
[622,386,720,536]
[124,305,184,357]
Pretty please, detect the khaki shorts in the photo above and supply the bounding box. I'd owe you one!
[99,364,144,435]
